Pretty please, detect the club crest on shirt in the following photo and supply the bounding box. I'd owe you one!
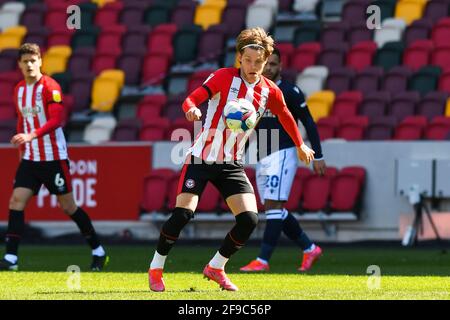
[36,92,42,102]
[185,179,195,189]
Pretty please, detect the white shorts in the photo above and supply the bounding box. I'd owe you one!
[256,147,298,205]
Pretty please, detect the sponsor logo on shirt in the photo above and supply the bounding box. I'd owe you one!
[21,106,42,117]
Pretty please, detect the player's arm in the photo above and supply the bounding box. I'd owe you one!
[183,70,224,121]
[268,88,314,165]
[11,103,63,146]
[288,87,326,175]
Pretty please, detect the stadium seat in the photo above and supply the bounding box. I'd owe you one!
[431,45,450,72]
[143,3,172,27]
[276,42,295,68]
[52,72,71,94]
[83,115,117,144]
[325,67,355,95]
[246,2,276,31]
[301,168,337,212]
[285,167,313,212]
[346,41,378,72]
[395,0,427,25]
[186,70,214,94]
[374,41,405,71]
[141,169,176,212]
[165,118,194,141]
[0,2,25,31]
[20,3,46,30]
[387,91,420,121]
[173,25,202,64]
[47,27,75,47]
[162,94,186,120]
[0,119,15,142]
[92,53,120,75]
[318,43,348,70]
[112,119,142,142]
[220,2,247,37]
[117,54,143,86]
[291,42,322,72]
[293,0,319,13]
[94,2,123,28]
[330,172,363,212]
[147,23,177,58]
[403,40,433,72]
[359,91,391,118]
[98,69,125,89]
[197,183,221,212]
[293,21,321,47]
[71,27,100,49]
[424,116,450,140]
[331,91,363,119]
[122,25,151,55]
[23,27,49,51]
[139,118,170,141]
[381,66,412,95]
[446,98,450,117]
[42,45,72,76]
[0,26,27,51]
[0,49,18,72]
[91,77,120,113]
[438,71,450,95]
[431,17,450,47]
[320,21,349,47]
[96,25,126,55]
[342,0,367,21]
[424,0,450,22]
[320,0,346,22]
[348,21,374,47]
[365,116,397,140]
[44,3,71,30]
[197,25,226,63]
[408,65,442,96]
[416,92,448,121]
[404,19,432,47]
[306,90,335,121]
[316,116,339,140]
[194,1,225,30]
[119,1,148,28]
[374,18,407,48]
[371,0,396,22]
[0,102,15,121]
[335,116,369,140]
[171,0,197,29]
[295,66,329,98]
[69,73,94,112]
[352,66,384,95]
[141,53,171,86]
[393,115,427,140]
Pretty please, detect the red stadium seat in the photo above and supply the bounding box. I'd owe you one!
[340,166,366,186]
[284,168,312,212]
[431,45,450,72]
[141,169,176,212]
[291,42,321,72]
[147,24,177,57]
[92,53,120,75]
[331,91,363,119]
[96,25,126,55]
[277,42,295,68]
[0,102,16,121]
[94,2,124,28]
[393,116,427,140]
[317,116,340,140]
[346,41,377,72]
[165,118,194,141]
[302,174,332,212]
[336,116,369,141]
[330,173,362,212]
[47,27,75,47]
[197,183,221,212]
[431,17,450,47]
[141,53,171,86]
[403,40,433,72]
[186,70,214,94]
[424,116,450,140]
[45,4,69,30]
[139,118,170,141]
[137,95,167,121]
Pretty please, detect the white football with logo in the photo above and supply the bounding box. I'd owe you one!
[222,98,257,133]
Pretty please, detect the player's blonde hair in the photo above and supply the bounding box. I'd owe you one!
[18,43,41,60]
[236,28,274,59]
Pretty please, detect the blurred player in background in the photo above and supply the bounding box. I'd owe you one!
[240,48,325,273]
[0,43,108,272]
[148,28,315,292]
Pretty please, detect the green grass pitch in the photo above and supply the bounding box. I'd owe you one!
[1,244,449,300]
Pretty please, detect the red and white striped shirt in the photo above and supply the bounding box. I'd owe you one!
[186,68,303,162]
[14,75,68,161]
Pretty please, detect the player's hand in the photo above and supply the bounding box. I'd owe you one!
[10,133,36,146]
[313,159,326,176]
[297,143,315,166]
[185,107,202,122]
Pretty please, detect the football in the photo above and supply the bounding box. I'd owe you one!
[222,98,258,133]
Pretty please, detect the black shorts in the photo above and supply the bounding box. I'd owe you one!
[178,156,254,200]
[13,160,73,195]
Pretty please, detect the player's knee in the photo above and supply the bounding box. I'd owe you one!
[236,211,259,232]
[60,202,77,215]
[9,194,26,210]
[162,207,194,237]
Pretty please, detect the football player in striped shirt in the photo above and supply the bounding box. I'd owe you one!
[148,28,315,292]
[0,44,108,272]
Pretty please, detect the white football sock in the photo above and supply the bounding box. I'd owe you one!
[4,254,17,264]
[209,251,229,270]
[150,251,167,270]
[304,243,316,253]
[92,245,106,256]
[256,257,269,265]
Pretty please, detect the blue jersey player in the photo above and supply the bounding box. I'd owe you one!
[241,48,326,272]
